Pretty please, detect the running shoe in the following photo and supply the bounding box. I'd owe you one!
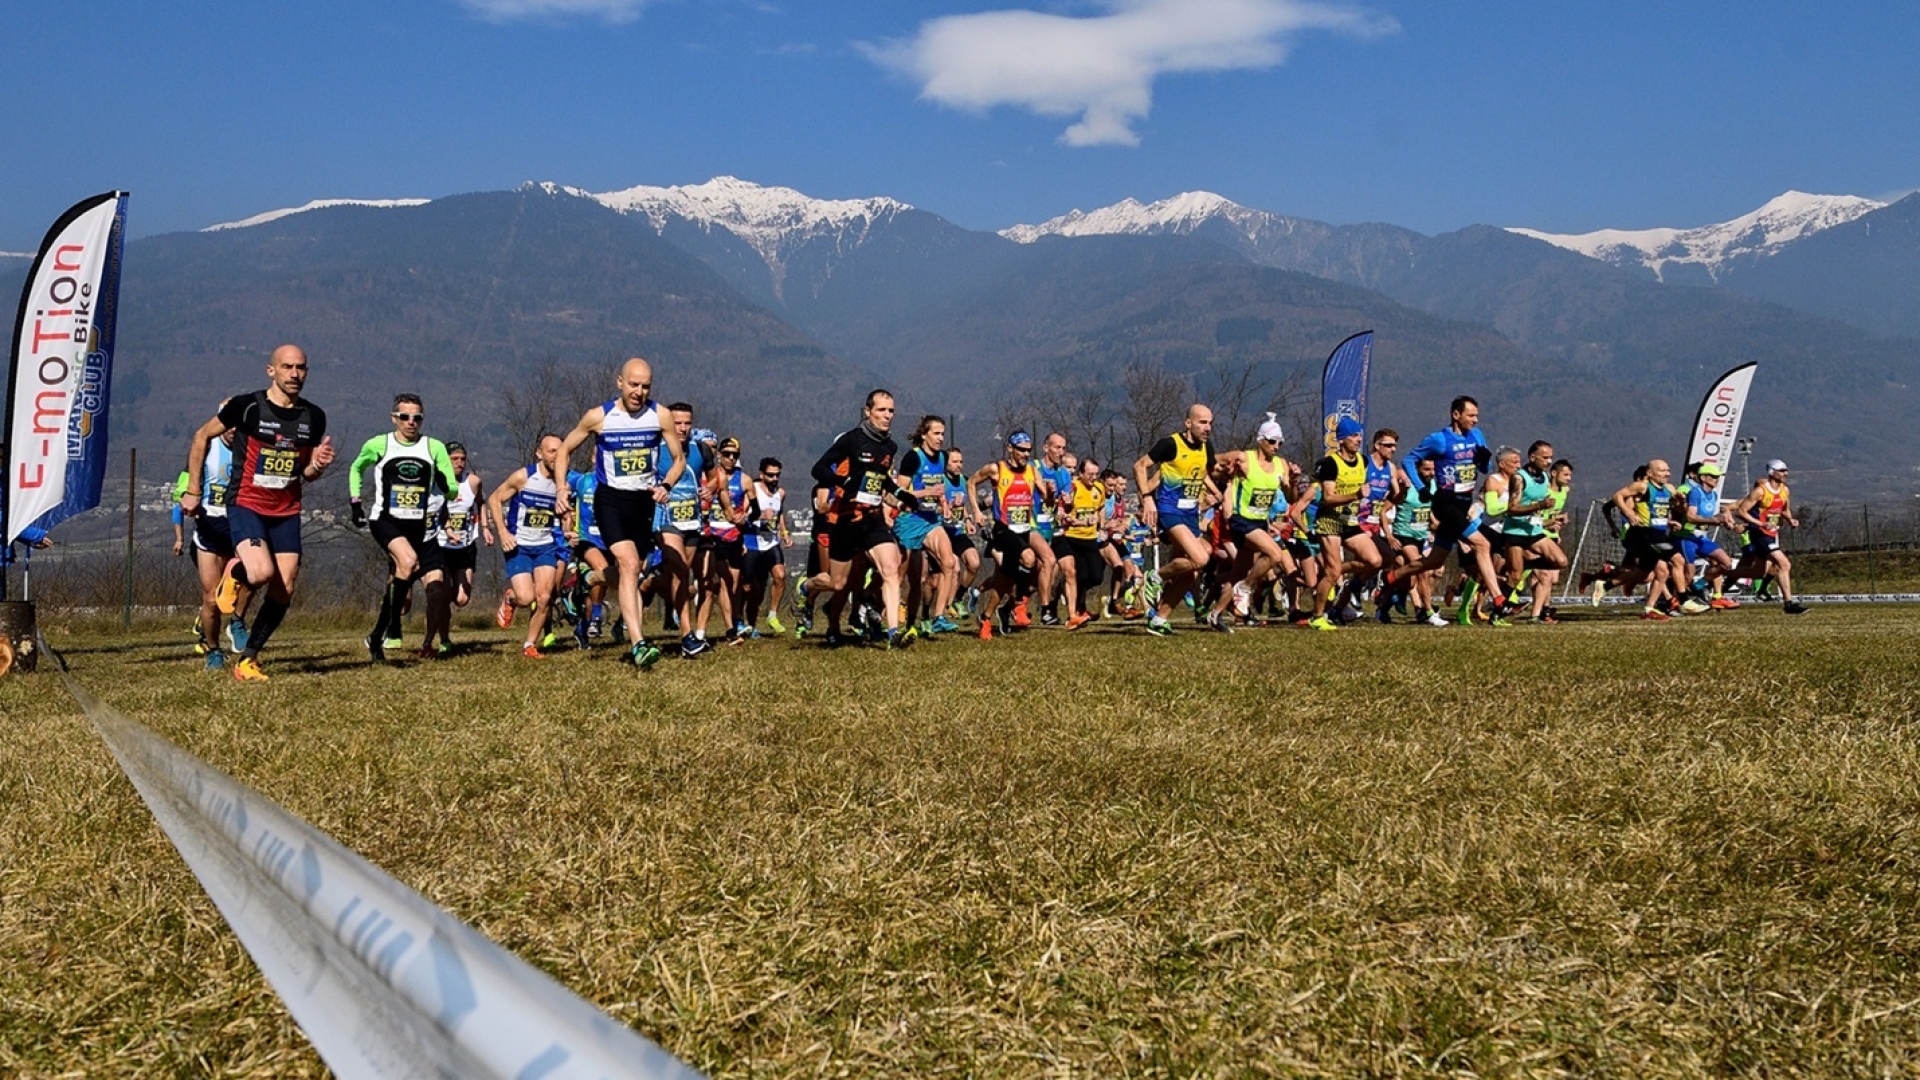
[1425,610,1449,627]
[495,594,514,629]
[384,636,405,651]
[931,615,961,634]
[204,647,226,672]
[766,613,786,634]
[1783,600,1809,615]
[682,634,711,658]
[1012,601,1032,628]
[1532,612,1560,625]
[1375,604,1393,625]
[364,632,386,664]
[1679,598,1711,615]
[225,618,250,654]
[417,645,439,661]
[979,617,993,641]
[588,614,606,638]
[1205,611,1234,634]
[434,641,451,658]
[1709,597,1740,610]
[1336,604,1362,624]
[191,615,204,640]
[215,561,242,616]
[822,632,848,649]
[232,656,269,682]
[630,642,663,669]
[1145,616,1175,637]
[193,640,208,657]
[794,613,812,640]
[886,626,917,651]
[1067,612,1093,631]
[541,632,557,649]
[1308,615,1338,632]
[1232,583,1251,618]
[521,642,545,658]
[574,619,591,650]
[1640,607,1670,622]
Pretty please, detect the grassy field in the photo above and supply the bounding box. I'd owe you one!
[5,604,1920,1077]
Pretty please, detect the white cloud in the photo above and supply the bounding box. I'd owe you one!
[456,0,649,24]
[861,0,1396,146]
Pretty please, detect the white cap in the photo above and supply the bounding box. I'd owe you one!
[1256,412,1284,443]
[1766,458,1788,473]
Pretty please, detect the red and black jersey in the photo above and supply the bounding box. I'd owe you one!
[219,390,328,517]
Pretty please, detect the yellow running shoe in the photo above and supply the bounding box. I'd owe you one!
[215,560,242,615]
[232,656,270,682]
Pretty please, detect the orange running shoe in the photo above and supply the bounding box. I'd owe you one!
[496,594,515,629]
[1011,600,1032,628]
[521,642,544,658]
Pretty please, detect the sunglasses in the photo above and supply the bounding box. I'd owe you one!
[394,413,423,422]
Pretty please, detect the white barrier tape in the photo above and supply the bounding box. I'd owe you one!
[1568,593,1920,606]
[56,667,705,1080]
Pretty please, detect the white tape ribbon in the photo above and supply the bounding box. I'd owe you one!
[62,673,704,1080]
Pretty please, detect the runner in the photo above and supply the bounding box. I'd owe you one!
[1293,417,1378,631]
[1379,396,1514,624]
[943,448,982,618]
[970,431,1045,640]
[893,416,961,635]
[348,393,457,663]
[183,419,253,668]
[179,345,335,682]
[1206,416,1292,631]
[1055,456,1108,630]
[1387,455,1446,625]
[1032,432,1071,626]
[487,433,567,657]
[740,456,791,636]
[694,437,751,645]
[1491,441,1570,622]
[424,442,490,655]
[802,389,920,649]
[1732,459,1808,615]
[564,462,612,649]
[1675,462,1739,609]
[1609,458,1684,621]
[554,357,687,668]
[1133,405,1219,637]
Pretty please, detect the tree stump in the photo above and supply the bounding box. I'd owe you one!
[0,601,37,676]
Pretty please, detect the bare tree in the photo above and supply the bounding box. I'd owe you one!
[498,357,609,465]
[1120,362,1190,464]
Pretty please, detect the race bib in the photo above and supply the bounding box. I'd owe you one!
[1451,464,1477,494]
[388,485,426,521]
[254,447,300,490]
[855,473,885,506]
[1006,504,1033,533]
[610,447,652,477]
[523,507,555,531]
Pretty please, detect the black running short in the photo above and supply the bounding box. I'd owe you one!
[369,515,428,556]
[1431,494,1472,550]
[594,486,657,557]
[440,544,477,575]
[1623,526,1678,570]
[828,514,895,559]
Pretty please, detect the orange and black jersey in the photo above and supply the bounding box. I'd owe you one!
[810,424,911,522]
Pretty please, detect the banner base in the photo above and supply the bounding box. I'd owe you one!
[0,601,37,675]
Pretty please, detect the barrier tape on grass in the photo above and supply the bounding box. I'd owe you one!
[1573,592,1920,606]
[46,642,704,1080]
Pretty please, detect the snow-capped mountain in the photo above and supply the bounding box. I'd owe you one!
[1001,191,1300,244]
[586,176,909,265]
[1507,191,1886,283]
[202,198,430,232]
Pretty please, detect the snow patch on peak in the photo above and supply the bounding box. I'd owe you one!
[1001,190,1291,244]
[587,176,911,282]
[1508,191,1885,281]
[202,198,431,232]
[521,180,593,198]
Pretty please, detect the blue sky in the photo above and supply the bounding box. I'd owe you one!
[2,0,1913,250]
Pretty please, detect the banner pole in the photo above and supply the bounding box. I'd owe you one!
[123,447,136,630]
[1561,501,1597,600]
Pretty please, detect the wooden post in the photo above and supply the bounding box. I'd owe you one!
[124,446,137,630]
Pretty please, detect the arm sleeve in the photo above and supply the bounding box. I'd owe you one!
[1147,437,1177,465]
[1400,433,1437,482]
[1312,456,1338,484]
[810,430,860,489]
[347,436,384,499]
[432,439,458,493]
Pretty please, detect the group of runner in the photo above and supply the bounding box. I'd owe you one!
[173,349,1809,679]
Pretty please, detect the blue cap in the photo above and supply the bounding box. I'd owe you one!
[1335,417,1364,440]
[1008,430,1034,449]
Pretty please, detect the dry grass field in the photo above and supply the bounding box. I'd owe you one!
[5,603,1920,1077]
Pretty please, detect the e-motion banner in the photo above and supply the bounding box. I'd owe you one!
[64,673,705,1080]
[1685,362,1757,476]
[4,191,127,545]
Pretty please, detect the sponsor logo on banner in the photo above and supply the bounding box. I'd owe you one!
[1685,362,1757,476]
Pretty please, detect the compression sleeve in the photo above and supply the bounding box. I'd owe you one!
[431,439,458,494]
[811,429,861,489]
[1401,430,1443,482]
[348,435,385,499]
